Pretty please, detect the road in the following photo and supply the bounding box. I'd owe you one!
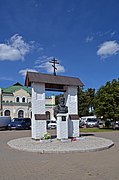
[0,129,119,180]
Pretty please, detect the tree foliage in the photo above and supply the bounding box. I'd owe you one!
[93,79,119,121]
[55,94,63,105]
[55,79,119,121]
[78,88,95,117]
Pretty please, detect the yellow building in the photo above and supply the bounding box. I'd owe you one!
[0,82,55,120]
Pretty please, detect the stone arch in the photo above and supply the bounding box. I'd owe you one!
[16,97,20,102]
[18,110,24,118]
[4,109,10,116]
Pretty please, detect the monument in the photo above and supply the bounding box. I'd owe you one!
[54,97,68,140]
[25,62,84,140]
[54,97,68,119]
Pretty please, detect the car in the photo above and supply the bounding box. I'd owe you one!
[86,118,99,128]
[0,116,11,129]
[47,121,57,129]
[98,120,104,129]
[80,116,97,125]
[112,121,119,130]
[7,118,31,130]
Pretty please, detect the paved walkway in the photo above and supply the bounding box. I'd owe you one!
[7,135,114,153]
[1,130,119,180]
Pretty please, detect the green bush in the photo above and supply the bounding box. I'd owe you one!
[105,120,111,128]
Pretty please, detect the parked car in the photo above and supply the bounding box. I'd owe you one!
[86,118,99,128]
[7,118,31,130]
[0,116,11,129]
[98,120,104,129]
[80,116,97,125]
[47,121,57,129]
[112,121,119,130]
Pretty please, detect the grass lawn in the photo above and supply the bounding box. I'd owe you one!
[80,128,115,133]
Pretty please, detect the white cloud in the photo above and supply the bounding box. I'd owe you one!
[0,76,14,81]
[85,36,94,43]
[96,30,115,37]
[35,55,48,64]
[111,31,116,37]
[19,68,38,77]
[66,8,74,13]
[0,44,21,60]
[86,30,116,43]
[97,40,119,58]
[37,47,44,51]
[35,56,65,74]
[0,34,31,61]
[38,61,65,73]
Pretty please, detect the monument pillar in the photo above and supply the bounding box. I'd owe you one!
[68,114,79,138]
[64,86,78,114]
[64,86,80,137]
[57,113,68,140]
[31,83,47,140]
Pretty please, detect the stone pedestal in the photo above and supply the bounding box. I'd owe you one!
[32,114,47,140]
[57,113,68,140]
[64,86,80,137]
[68,114,80,138]
[31,83,46,140]
[64,86,78,114]
[32,120,47,140]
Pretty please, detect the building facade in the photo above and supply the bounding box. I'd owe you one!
[0,82,55,120]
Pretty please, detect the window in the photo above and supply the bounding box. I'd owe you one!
[16,97,19,102]
[22,97,25,102]
[4,110,10,116]
[18,110,24,118]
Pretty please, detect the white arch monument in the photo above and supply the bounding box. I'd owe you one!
[25,71,83,140]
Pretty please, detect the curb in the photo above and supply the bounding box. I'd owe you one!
[7,136,114,154]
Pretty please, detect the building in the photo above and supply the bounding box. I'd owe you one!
[0,82,55,120]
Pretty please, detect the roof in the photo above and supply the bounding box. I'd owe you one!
[25,72,84,91]
[2,82,31,95]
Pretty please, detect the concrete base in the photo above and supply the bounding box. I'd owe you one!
[32,120,47,140]
[8,136,114,153]
[68,119,80,138]
[57,113,68,140]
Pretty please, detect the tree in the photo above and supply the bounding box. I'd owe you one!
[78,88,95,117]
[93,79,119,121]
[55,94,63,105]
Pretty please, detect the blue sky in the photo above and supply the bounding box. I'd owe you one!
[0,0,119,91]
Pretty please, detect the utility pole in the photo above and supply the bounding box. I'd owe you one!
[49,57,59,76]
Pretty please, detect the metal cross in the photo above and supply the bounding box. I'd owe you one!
[49,58,59,76]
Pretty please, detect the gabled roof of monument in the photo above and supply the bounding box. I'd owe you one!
[25,71,84,88]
